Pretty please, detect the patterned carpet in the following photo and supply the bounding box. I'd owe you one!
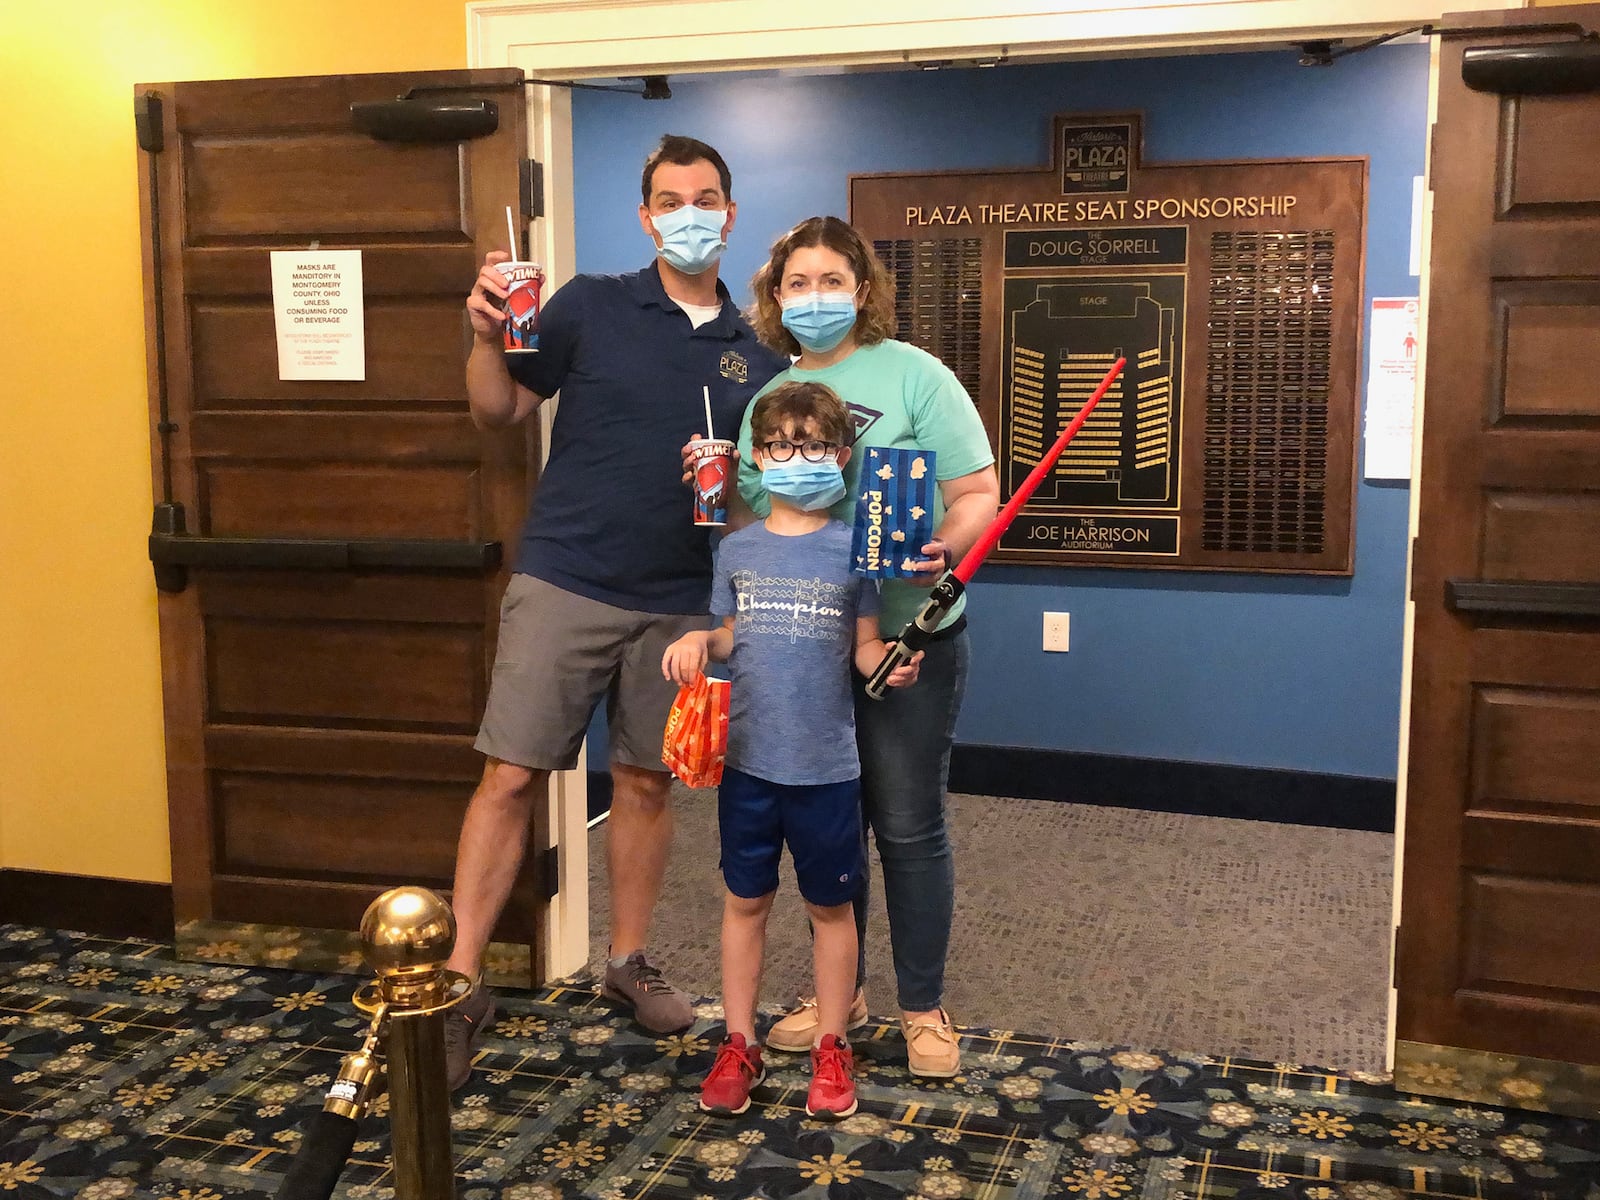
[2,924,1598,1200]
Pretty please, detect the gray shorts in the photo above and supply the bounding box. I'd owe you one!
[476,574,708,772]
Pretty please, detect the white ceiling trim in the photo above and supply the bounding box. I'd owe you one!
[468,0,1524,77]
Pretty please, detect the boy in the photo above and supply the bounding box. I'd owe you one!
[661,381,921,1120]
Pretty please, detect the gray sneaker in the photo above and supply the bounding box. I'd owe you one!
[443,984,495,1091]
[602,951,693,1033]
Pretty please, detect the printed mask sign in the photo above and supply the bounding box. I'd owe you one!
[270,250,366,381]
[851,113,1366,575]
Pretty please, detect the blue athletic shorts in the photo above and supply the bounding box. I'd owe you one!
[717,766,864,907]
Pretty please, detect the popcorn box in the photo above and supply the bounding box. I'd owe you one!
[851,446,937,578]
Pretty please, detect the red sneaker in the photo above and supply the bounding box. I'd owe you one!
[700,1033,765,1116]
[806,1034,858,1119]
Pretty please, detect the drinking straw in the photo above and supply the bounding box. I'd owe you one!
[505,206,518,258]
[703,386,715,439]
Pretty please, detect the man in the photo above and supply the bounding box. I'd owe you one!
[445,135,787,1089]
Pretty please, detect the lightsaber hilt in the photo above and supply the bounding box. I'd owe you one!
[864,572,965,700]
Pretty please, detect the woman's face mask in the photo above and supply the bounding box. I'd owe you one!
[651,205,727,275]
[779,289,859,354]
[761,456,848,512]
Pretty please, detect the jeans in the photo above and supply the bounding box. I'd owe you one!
[851,627,969,1012]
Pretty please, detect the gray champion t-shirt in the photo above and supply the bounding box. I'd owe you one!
[710,520,879,786]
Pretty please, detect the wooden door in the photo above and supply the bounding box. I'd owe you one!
[136,70,549,984]
[1397,6,1600,1118]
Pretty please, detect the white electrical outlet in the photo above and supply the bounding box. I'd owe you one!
[1043,611,1070,652]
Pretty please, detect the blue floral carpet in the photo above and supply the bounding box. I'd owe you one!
[1,924,1596,1199]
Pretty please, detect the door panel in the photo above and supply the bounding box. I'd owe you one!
[1396,5,1600,1117]
[137,69,546,983]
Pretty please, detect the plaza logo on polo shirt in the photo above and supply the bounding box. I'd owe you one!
[719,350,748,383]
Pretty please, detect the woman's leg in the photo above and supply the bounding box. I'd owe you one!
[853,630,969,1014]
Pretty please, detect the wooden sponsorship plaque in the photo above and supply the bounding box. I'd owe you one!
[851,113,1366,573]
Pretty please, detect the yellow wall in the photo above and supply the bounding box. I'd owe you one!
[0,1,468,883]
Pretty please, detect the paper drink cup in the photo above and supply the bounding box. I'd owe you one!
[493,261,544,354]
[689,438,735,526]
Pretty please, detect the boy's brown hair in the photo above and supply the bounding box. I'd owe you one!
[749,380,853,448]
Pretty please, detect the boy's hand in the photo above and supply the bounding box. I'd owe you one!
[884,648,924,689]
[661,631,710,684]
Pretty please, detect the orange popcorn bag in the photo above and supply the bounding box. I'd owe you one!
[661,672,730,788]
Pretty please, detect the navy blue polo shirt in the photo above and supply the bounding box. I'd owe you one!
[504,264,787,614]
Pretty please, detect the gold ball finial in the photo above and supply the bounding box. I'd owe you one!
[360,886,456,984]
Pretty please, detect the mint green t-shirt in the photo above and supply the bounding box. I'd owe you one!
[737,340,995,633]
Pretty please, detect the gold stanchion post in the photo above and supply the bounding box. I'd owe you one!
[355,887,472,1200]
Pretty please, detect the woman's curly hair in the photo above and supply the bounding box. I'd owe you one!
[747,216,897,356]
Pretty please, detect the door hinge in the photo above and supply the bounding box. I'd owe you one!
[521,158,544,222]
[135,91,164,154]
[540,844,559,901]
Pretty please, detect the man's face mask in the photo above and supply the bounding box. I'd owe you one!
[651,206,727,276]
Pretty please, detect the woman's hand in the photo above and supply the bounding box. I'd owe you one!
[905,537,952,583]
[467,251,512,342]
[661,631,710,684]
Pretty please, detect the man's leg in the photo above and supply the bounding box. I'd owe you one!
[447,758,549,979]
[606,760,674,957]
[442,757,548,1091]
[599,608,707,1032]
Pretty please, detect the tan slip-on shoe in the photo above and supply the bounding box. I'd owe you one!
[765,989,869,1053]
[902,1008,960,1078]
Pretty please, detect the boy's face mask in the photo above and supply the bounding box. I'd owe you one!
[761,457,847,511]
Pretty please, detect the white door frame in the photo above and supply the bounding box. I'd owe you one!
[465,0,1519,985]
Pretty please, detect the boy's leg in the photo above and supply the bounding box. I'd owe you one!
[722,889,776,1040]
[702,769,782,1117]
[717,767,785,1036]
[784,775,867,1044]
[804,899,858,1044]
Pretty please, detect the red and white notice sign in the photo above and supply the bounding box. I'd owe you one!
[1363,297,1419,481]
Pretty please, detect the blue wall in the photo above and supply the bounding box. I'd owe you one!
[572,45,1427,782]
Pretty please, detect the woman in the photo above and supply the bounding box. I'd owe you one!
[735,216,1000,1077]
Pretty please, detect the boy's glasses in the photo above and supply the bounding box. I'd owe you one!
[761,439,840,463]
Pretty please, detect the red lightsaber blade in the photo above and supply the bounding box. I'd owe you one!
[865,356,1125,700]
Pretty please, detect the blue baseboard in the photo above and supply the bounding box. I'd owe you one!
[947,744,1395,833]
